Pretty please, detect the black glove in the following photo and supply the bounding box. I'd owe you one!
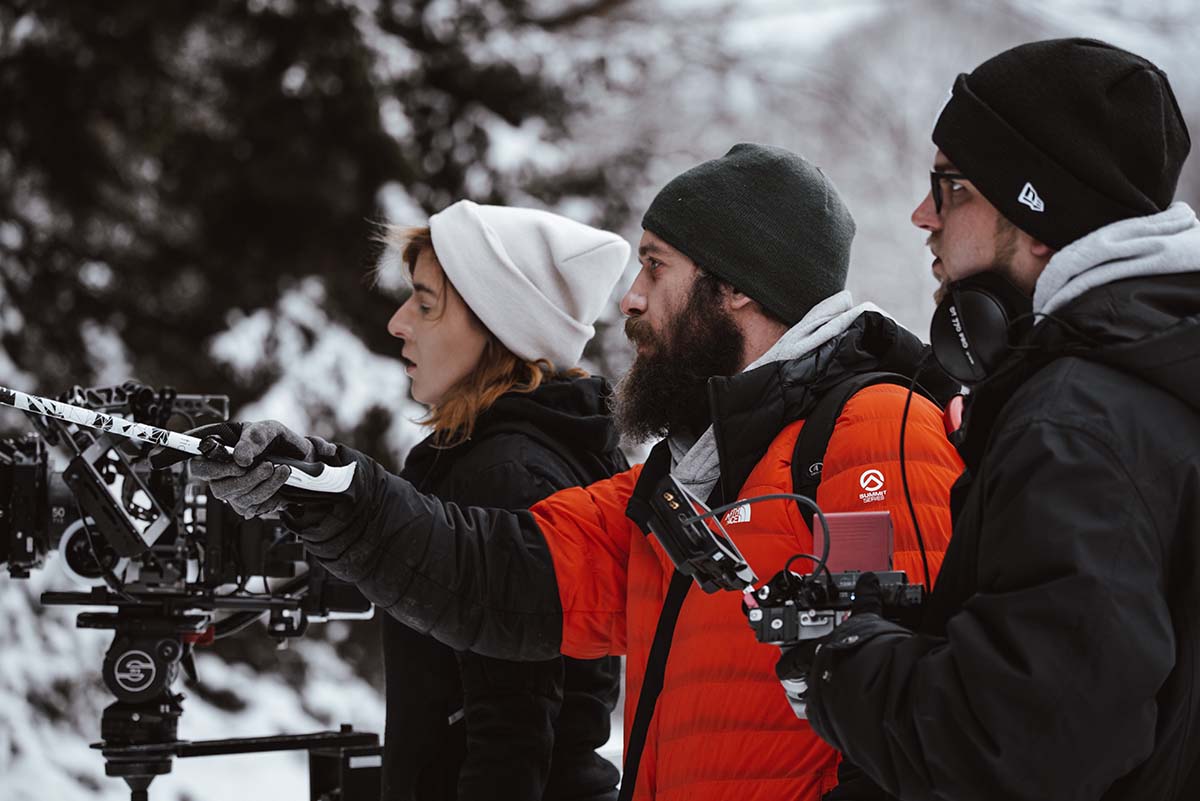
[189,420,336,518]
[822,758,897,801]
[805,572,912,755]
[848,571,883,616]
[774,572,885,716]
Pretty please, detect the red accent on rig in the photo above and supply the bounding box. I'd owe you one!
[183,627,216,647]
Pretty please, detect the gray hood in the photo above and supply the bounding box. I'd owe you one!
[1034,202,1200,315]
[1024,200,1200,414]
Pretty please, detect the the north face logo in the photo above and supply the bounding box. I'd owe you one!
[858,469,887,504]
[1018,182,1045,213]
[722,503,751,525]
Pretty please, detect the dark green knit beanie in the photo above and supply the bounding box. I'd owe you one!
[641,143,856,326]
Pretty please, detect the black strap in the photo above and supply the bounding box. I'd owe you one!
[617,569,691,801]
[618,441,702,800]
[790,372,933,530]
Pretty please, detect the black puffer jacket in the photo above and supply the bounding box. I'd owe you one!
[382,376,627,801]
[806,273,1200,801]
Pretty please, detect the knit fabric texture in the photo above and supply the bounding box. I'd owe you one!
[428,201,629,369]
[641,143,856,325]
[933,37,1191,250]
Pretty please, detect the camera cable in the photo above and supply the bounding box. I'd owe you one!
[898,360,934,592]
[686,492,836,596]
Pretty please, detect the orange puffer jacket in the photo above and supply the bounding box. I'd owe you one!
[533,382,963,801]
[294,312,965,800]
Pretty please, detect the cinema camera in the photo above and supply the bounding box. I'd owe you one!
[0,381,379,801]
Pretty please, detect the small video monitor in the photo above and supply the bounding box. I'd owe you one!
[812,511,892,573]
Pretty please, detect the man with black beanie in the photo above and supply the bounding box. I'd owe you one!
[194,143,964,800]
[788,38,1200,801]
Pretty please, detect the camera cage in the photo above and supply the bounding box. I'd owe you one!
[0,381,379,800]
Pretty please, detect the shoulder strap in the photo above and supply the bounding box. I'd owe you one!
[618,440,699,801]
[617,569,690,801]
[790,372,934,530]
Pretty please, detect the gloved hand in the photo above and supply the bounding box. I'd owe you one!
[774,572,884,717]
[804,572,913,753]
[190,420,336,518]
[822,758,896,801]
[814,584,896,799]
[847,571,883,616]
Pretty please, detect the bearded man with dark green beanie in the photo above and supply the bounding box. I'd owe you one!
[640,142,856,326]
[193,142,963,801]
[603,141,964,798]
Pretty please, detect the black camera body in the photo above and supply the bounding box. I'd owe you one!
[745,567,923,720]
[1,382,366,613]
[0,433,63,576]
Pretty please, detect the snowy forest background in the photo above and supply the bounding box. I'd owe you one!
[2,1,1198,799]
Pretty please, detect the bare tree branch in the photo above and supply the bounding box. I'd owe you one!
[522,0,633,30]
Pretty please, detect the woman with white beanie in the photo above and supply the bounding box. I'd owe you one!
[378,200,630,801]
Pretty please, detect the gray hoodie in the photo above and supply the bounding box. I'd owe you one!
[1034,202,1200,316]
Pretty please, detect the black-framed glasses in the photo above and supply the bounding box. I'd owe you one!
[930,170,967,214]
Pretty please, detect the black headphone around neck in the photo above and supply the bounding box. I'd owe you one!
[929,271,1033,386]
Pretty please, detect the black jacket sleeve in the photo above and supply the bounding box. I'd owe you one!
[805,419,1174,801]
[286,444,565,661]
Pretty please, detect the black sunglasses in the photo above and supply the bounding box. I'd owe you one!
[930,170,967,214]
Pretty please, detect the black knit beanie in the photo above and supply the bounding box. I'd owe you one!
[933,38,1191,250]
[641,143,855,326]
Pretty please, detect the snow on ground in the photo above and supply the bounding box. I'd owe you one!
[0,568,116,801]
[1,561,622,801]
[7,4,1197,799]
[149,638,387,801]
[0,564,387,801]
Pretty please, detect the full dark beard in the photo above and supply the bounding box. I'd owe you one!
[613,279,745,444]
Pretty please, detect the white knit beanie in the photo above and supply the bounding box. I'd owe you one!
[427,200,630,369]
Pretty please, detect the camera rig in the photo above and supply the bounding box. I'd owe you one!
[744,564,923,719]
[745,567,924,646]
[633,474,925,720]
[0,381,378,800]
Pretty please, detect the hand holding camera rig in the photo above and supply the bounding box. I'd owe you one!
[0,381,378,801]
[747,567,923,719]
[632,472,926,720]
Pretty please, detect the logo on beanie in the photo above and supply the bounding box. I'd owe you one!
[1018,182,1045,213]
